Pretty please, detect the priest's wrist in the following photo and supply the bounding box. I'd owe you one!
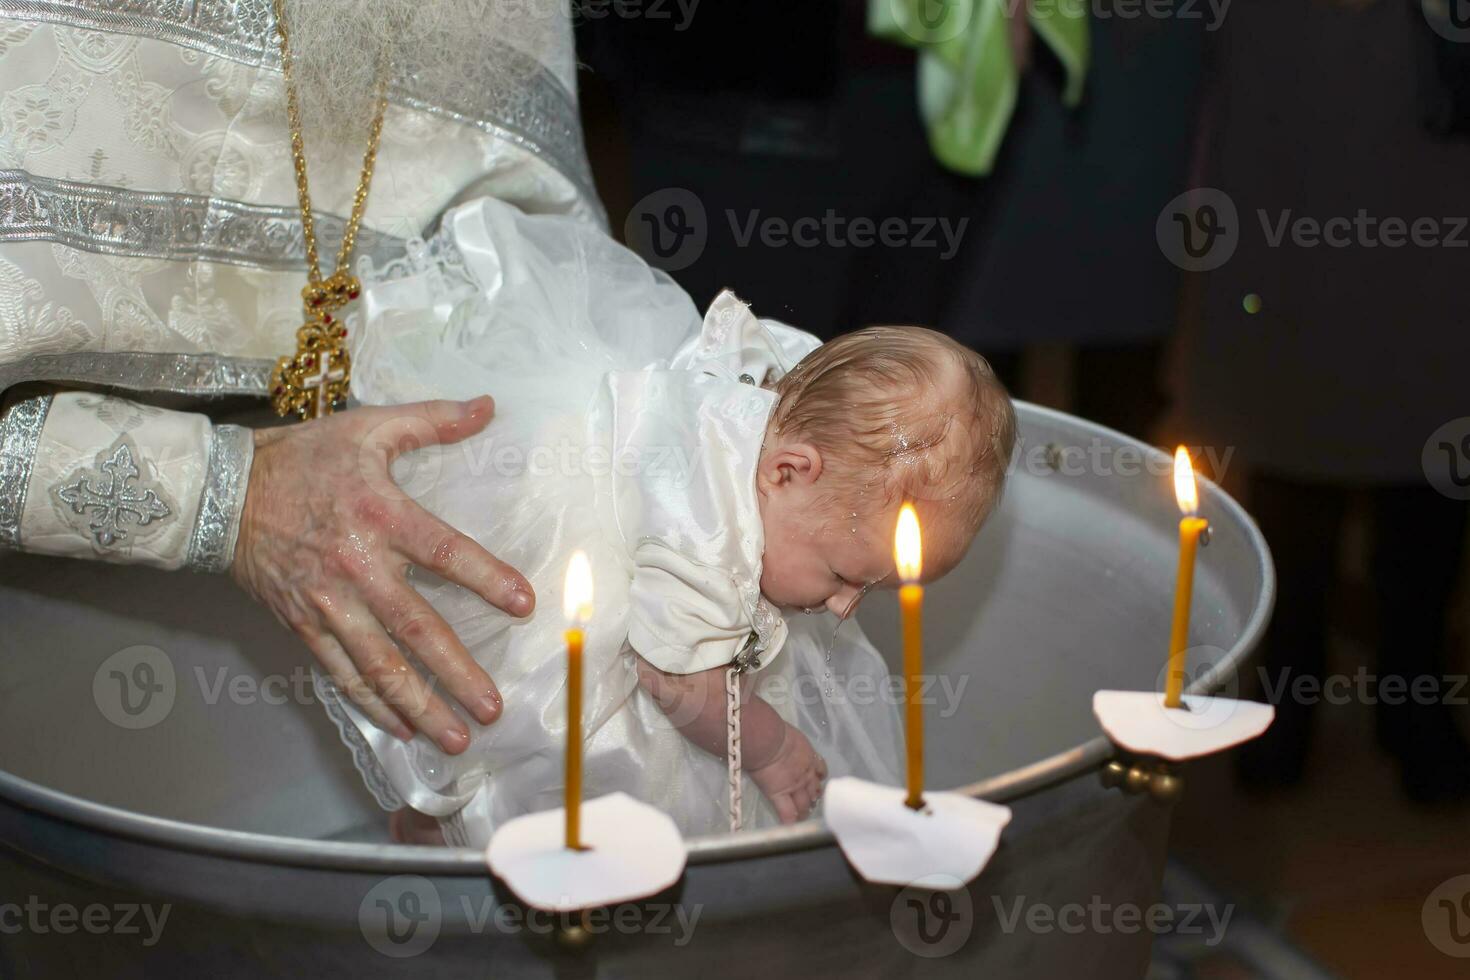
[0,390,253,573]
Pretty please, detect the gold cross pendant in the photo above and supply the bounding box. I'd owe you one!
[270,274,360,420]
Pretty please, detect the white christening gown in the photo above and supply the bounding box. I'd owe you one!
[320,197,904,846]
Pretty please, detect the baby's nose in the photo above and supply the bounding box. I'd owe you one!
[825,587,861,619]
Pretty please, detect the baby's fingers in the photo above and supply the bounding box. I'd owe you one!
[772,793,800,824]
[790,786,815,821]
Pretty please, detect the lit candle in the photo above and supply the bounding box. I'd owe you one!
[563,550,593,850]
[894,502,925,810]
[1164,448,1209,709]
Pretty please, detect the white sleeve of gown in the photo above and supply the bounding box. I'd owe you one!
[626,540,754,675]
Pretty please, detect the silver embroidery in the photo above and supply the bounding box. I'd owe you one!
[0,391,51,548]
[185,421,250,573]
[0,170,404,270]
[52,435,174,549]
[0,1,597,204]
[73,392,162,432]
[0,350,272,397]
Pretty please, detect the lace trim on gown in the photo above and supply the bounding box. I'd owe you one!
[356,231,474,295]
[313,672,406,812]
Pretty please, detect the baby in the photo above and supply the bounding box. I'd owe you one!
[633,322,1015,823]
[322,198,1015,847]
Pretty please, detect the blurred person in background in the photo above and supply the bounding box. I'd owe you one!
[1183,0,1470,802]
[579,0,1204,439]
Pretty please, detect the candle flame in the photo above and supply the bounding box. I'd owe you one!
[563,551,593,625]
[1173,446,1198,516]
[894,502,923,584]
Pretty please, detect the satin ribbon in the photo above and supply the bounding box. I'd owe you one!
[870,0,1089,176]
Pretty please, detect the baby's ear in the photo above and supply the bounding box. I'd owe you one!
[762,442,823,486]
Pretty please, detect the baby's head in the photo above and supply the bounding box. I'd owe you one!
[756,327,1016,616]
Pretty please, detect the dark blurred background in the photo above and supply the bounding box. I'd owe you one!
[575,1,1470,977]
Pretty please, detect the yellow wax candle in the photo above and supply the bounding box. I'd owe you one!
[564,625,584,850]
[1164,448,1209,709]
[563,551,593,850]
[894,502,925,810]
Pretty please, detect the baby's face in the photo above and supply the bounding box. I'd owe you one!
[754,439,903,615]
[758,491,899,616]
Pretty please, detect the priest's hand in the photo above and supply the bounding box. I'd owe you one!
[231,396,532,753]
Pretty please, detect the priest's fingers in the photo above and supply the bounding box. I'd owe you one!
[362,570,503,726]
[392,507,534,617]
[319,598,471,755]
[301,627,413,741]
[359,396,496,460]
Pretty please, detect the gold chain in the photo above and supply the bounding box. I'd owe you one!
[269,0,390,420]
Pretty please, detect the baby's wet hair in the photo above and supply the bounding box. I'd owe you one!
[770,326,1017,549]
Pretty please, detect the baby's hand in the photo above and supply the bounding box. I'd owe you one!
[748,723,828,823]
